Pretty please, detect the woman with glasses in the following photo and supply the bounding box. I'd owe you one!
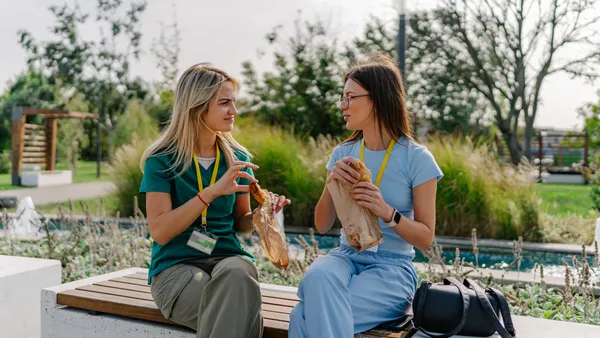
[288,53,443,338]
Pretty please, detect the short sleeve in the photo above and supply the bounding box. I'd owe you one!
[235,150,255,195]
[139,155,172,194]
[409,145,444,188]
[326,145,345,171]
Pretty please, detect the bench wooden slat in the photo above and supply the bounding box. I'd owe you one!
[125,273,147,281]
[117,275,301,302]
[262,310,290,323]
[57,289,171,325]
[95,280,151,293]
[110,276,148,286]
[261,290,300,301]
[262,296,297,308]
[77,285,154,302]
[262,303,293,314]
[97,280,298,308]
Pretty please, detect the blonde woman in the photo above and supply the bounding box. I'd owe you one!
[139,64,291,338]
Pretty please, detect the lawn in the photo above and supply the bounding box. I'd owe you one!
[536,183,594,216]
[35,194,120,217]
[0,161,111,191]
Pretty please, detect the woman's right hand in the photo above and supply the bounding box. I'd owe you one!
[206,161,259,198]
[326,156,361,187]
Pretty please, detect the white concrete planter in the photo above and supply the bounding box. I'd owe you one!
[0,255,61,338]
[545,173,585,184]
[21,170,73,187]
[41,268,196,338]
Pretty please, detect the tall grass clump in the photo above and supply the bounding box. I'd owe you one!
[428,136,543,241]
[109,137,155,217]
[234,118,340,228]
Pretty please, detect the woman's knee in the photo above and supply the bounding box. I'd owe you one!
[214,256,259,281]
[301,255,350,287]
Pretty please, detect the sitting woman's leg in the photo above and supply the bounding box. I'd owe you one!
[151,256,261,338]
[349,259,417,334]
[289,250,356,338]
[199,256,262,338]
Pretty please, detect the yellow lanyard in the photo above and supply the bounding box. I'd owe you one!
[192,146,220,228]
[360,138,395,186]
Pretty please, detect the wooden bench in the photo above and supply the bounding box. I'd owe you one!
[53,270,408,338]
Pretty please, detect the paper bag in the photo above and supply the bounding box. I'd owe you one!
[249,182,290,269]
[326,161,383,251]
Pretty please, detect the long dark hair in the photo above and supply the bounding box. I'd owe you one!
[342,52,415,145]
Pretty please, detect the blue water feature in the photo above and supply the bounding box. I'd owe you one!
[283,233,598,275]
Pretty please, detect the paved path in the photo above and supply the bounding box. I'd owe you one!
[0,181,116,205]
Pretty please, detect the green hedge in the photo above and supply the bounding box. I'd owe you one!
[111,118,543,241]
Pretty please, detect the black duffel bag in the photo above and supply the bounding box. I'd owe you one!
[378,277,516,338]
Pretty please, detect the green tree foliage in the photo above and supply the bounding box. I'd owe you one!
[412,0,600,164]
[242,12,492,140]
[111,99,159,151]
[17,0,148,161]
[241,16,346,139]
[579,90,600,152]
[0,70,59,150]
[346,15,490,138]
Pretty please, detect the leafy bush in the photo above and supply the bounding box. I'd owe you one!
[0,151,10,174]
[234,117,340,228]
[428,136,543,241]
[111,99,159,153]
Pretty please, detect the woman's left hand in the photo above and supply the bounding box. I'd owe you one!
[350,182,393,221]
[269,192,291,216]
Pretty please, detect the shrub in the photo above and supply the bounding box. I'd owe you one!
[0,151,10,174]
[109,117,545,241]
[428,136,543,241]
[234,117,341,228]
[111,99,159,153]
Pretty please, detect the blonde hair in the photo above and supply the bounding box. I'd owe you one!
[140,63,251,175]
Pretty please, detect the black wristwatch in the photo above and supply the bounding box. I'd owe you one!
[385,208,402,228]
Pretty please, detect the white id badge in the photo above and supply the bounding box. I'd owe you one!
[187,230,218,254]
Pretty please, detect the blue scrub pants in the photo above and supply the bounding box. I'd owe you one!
[289,245,418,338]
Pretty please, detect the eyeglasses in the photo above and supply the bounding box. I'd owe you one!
[339,94,369,107]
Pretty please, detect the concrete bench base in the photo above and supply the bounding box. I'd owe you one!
[21,170,72,187]
[0,255,61,338]
[41,268,600,338]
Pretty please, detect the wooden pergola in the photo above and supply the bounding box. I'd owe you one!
[11,107,98,186]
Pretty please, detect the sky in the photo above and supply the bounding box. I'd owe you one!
[0,0,597,130]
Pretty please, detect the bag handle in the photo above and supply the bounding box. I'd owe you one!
[488,287,517,337]
[407,277,471,338]
[464,279,516,338]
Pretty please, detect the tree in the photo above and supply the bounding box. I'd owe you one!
[415,0,600,164]
[18,0,148,165]
[244,13,492,140]
[579,89,600,151]
[346,15,490,137]
[148,6,181,127]
[241,15,347,139]
[0,70,60,150]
